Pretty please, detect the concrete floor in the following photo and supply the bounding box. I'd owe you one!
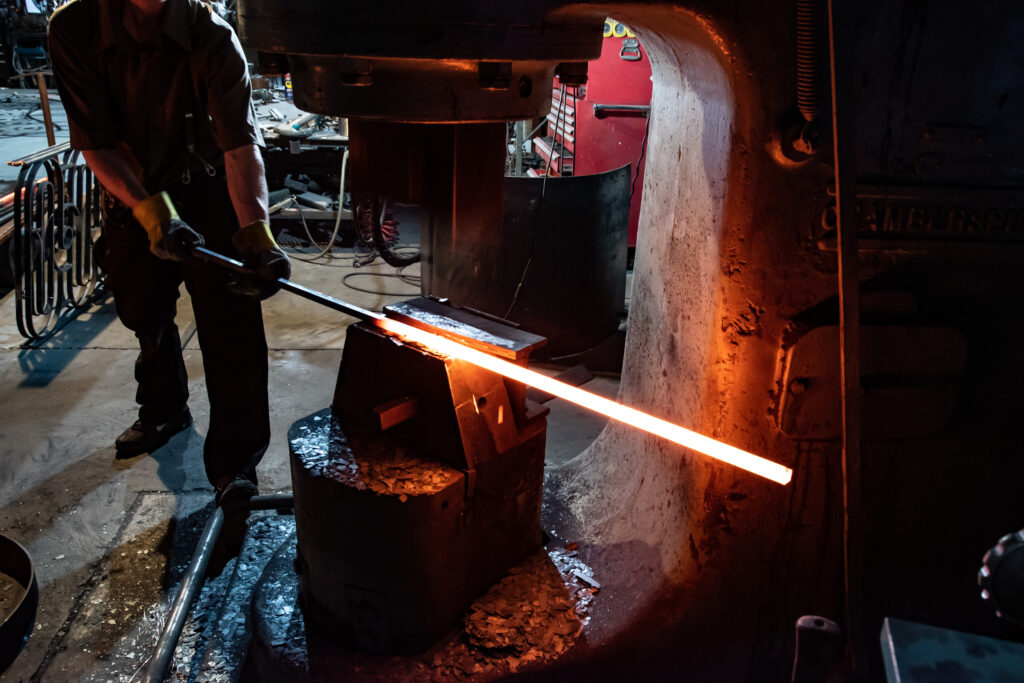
[1,88,70,180]
[0,240,618,680]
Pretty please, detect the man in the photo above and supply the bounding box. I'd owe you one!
[48,0,290,506]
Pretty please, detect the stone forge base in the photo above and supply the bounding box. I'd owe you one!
[246,530,598,683]
[288,408,546,655]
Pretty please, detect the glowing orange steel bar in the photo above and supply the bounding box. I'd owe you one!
[376,317,793,486]
[1,178,52,206]
[193,246,793,486]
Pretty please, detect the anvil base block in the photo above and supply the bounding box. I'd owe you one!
[288,408,545,655]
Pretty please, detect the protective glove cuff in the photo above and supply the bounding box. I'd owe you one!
[232,220,278,256]
[133,192,180,252]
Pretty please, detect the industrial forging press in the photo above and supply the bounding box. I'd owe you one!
[145,3,614,676]
[233,1,604,669]
[140,1,1024,681]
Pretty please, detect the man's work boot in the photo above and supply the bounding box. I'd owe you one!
[209,473,260,575]
[114,410,192,458]
[214,474,259,512]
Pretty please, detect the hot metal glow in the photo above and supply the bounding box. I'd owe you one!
[376,318,793,485]
[1,178,51,207]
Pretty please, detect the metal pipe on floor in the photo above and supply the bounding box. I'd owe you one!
[142,494,295,682]
[143,506,224,683]
[247,493,296,511]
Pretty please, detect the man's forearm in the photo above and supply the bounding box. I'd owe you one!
[224,144,269,228]
[81,148,149,209]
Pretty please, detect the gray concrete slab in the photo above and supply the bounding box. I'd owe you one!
[0,89,70,180]
[543,375,619,467]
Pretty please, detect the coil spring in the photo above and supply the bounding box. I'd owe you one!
[796,0,821,123]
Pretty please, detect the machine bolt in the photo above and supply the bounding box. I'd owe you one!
[518,75,533,99]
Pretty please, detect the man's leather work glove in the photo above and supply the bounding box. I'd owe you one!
[229,220,291,300]
[132,192,205,264]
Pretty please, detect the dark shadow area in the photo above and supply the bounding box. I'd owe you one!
[0,428,196,543]
[25,495,211,682]
[16,294,117,387]
[0,242,14,298]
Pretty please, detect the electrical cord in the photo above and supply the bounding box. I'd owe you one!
[266,129,422,298]
[540,83,567,199]
[353,195,420,268]
[630,114,651,200]
[291,244,419,268]
[329,146,350,250]
[279,192,422,298]
[341,271,420,297]
[280,146,349,262]
[284,197,379,267]
[283,239,422,297]
[395,263,421,287]
[285,196,342,263]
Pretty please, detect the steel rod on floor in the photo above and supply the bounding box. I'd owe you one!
[142,494,295,682]
[6,141,71,168]
[143,506,224,683]
[247,493,295,511]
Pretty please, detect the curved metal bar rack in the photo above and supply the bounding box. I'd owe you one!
[8,142,104,342]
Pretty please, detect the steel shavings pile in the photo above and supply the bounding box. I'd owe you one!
[90,510,596,682]
[91,513,292,683]
[168,515,294,682]
[434,545,598,678]
[292,409,460,497]
[253,527,598,681]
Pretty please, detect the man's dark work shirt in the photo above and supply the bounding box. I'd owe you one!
[49,0,260,193]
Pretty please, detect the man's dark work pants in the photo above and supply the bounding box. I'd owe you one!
[97,172,270,486]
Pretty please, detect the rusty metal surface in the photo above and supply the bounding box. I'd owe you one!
[233,0,1024,678]
[0,534,36,675]
[334,323,548,473]
[237,0,602,122]
[384,297,546,362]
[777,325,967,440]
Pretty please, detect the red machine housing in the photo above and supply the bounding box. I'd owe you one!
[534,19,653,246]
